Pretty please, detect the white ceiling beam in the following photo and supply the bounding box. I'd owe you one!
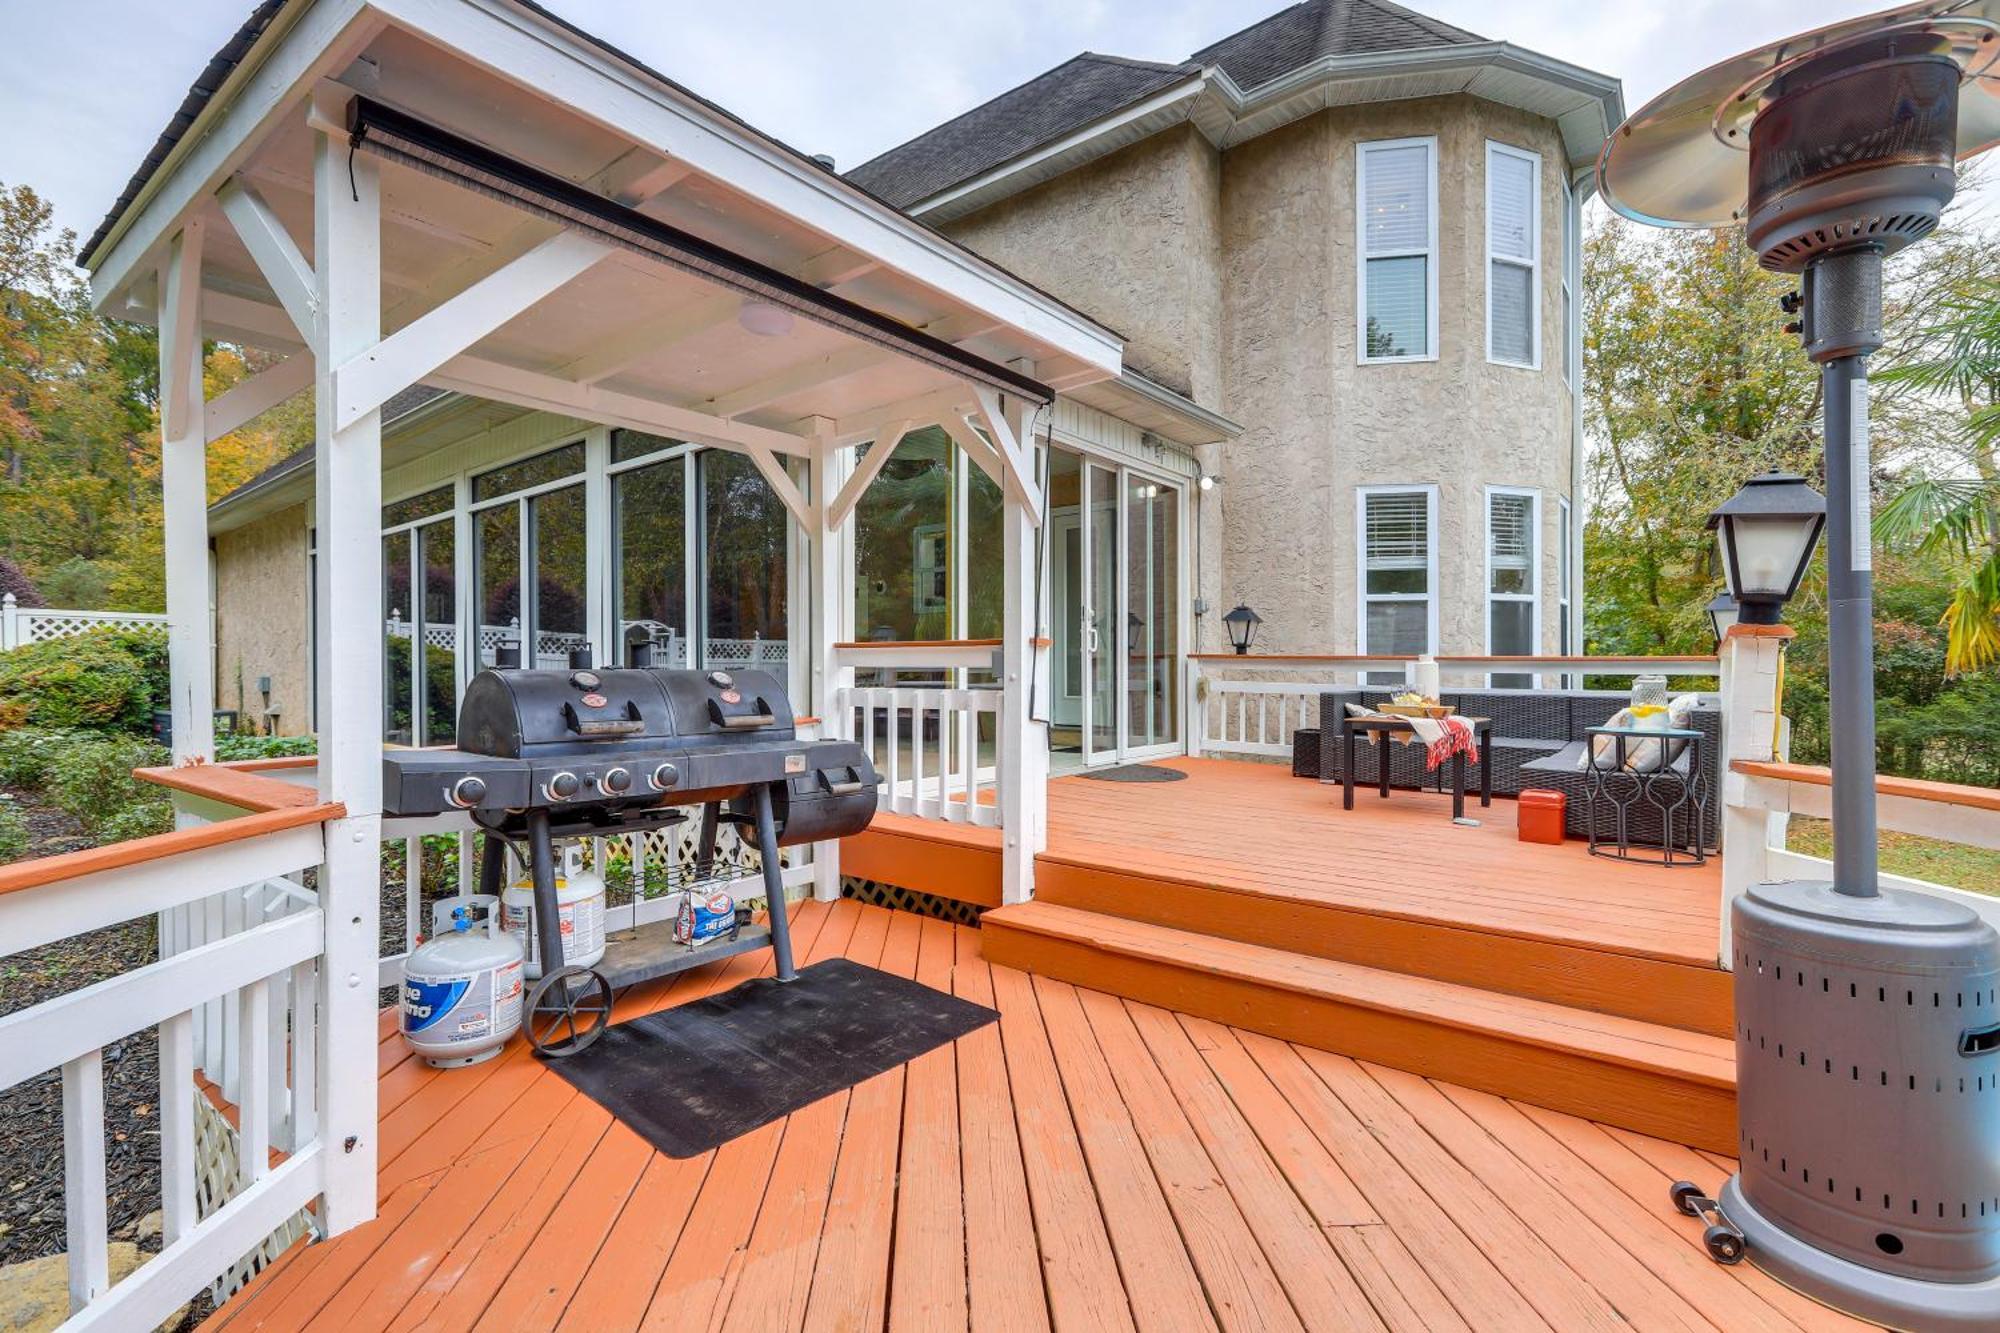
[216,179,318,354]
[969,385,1043,525]
[205,354,312,443]
[333,231,612,431]
[831,385,973,445]
[554,292,742,386]
[825,419,915,531]
[740,444,815,530]
[939,413,1009,497]
[796,247,879,289]
[429,353,812,457]
[198,289,307,351]
[703,344,889,421]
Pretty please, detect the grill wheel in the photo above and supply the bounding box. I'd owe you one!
[525,966,613,1057]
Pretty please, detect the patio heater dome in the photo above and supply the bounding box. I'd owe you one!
[1600,5,2000,1327]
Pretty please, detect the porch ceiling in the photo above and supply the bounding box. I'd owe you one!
[89,0,1125,456]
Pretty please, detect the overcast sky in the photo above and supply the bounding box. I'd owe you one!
[1,0,1990,252]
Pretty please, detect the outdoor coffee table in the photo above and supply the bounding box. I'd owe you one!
[1339,715,1493,821]
[1582,725,1710,866]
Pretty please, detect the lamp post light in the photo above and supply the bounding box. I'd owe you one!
[1704,592,1739,646]
[1222,604,1261,655]
[1706,473,1825,627]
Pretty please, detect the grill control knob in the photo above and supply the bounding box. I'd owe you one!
[600,767,632,795]
[447,775,487,809]
[650,762,680,790]
[545,771,580,802]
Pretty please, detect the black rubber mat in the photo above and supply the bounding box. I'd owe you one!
[1079,762,1189,782]
[550,957,997,1157]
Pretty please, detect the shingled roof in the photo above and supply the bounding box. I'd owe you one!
[847,0,1486,210]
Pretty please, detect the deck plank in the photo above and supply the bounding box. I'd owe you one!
[987,963,1139,1333]
[951,924,1053,1333]
[885,914,971,1331]
[212,898,1849,1333]
[1121,1000,1388,1332]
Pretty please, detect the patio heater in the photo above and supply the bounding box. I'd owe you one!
[1599,3,2000,1325]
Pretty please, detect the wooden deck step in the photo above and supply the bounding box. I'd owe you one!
[1035,857,1733,1036]
[980,901,1737,1153]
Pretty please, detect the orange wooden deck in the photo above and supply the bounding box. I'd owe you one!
[205,898,1867,1333]
[851,756,1723,967]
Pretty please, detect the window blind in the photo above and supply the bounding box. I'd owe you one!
[1489,492,1534,592]
[1366,491,1430,571]
[1488,152,1536,260]
[1361,142,1432,360]
[1487,145,1538,366]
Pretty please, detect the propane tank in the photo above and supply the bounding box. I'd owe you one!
[501,842,607,979]
[400,901,523,1068]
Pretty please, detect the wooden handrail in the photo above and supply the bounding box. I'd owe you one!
[0,801,345,896]
[135,762,322,813]
[1191,652,1719,668]
[1731,760,2000,814]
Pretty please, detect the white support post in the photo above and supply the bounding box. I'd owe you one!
[997,375,1047,905]
[1717,625,1792,965]
[159,223,215,766]
[311,108,383,1236]
[808,417,852,902]
[2,591,20,650]
[1186,655,1205,759]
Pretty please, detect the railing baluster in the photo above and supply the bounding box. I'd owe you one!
[220,885,242,1102]
[158,1011,196,1243]
[289,957,318,1152]
[885,692,903,814]
[62,1049,110,1312]
[404,836,422,959]
[238,977,271,1185]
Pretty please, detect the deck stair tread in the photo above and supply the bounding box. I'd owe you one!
[983,901,1735,1090]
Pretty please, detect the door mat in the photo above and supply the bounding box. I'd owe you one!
[550,957,997,1157]
[1080,763,1189,782]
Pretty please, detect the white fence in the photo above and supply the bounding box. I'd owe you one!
[0,808,336,1329]
[1187,653,1724,761]
[0,594,169,650]
[839,685,1000,827]
[382,614,784,674]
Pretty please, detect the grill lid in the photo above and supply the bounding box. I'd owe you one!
[455,666,798,757]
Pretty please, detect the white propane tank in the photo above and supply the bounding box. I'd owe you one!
[501,842,607,979]
[400,901,523,1068]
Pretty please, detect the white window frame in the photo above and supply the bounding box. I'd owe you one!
[1355,484,1439,675]
[1484,485,1542,686]
[1485,141,1542,371]
[1558,495,1573,656]
[1356,137,1439,365]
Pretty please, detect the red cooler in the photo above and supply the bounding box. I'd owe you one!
[1518,789,1566,845]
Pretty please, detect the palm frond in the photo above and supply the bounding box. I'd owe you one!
[1872,476,2000,553]
[1941,544,2000,675]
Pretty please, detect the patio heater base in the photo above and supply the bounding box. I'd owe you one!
[1720,1177,2000,1332]
[1723,880,2000,1328]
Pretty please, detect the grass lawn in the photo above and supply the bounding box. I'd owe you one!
[1786,817,2000,898]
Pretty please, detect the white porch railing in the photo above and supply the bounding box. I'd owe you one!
[1187,653,1723,760]
[831,640,1010,833]
[0,594,169,649]
[0,804,340,1329]
[381,615,783,673]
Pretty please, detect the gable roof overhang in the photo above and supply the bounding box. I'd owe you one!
[83,0,1127,472]
[902,43,1624,225]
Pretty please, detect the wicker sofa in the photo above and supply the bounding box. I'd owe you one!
[1315,687,1720,848]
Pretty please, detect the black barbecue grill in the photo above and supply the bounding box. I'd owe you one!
[383,664,877,1057]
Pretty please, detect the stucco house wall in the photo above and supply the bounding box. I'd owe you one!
[937,94,1579,661]
[212,502,311,734]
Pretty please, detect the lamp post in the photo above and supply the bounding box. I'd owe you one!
[1704,592,1739,646]
[1706,473,1825,626]
[1222,604,1261,655]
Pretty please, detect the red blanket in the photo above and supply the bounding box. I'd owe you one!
[1418,715,1477,772]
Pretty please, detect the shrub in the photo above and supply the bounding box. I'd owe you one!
[0,555,44,608]
[0,627,168,733]
[0,727,91,789]
[93,800,175,845]
[43,734,169,833]
[0,801,28,864]
[215,732,317,762]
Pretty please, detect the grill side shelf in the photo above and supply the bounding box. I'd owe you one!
[595,920,773,990]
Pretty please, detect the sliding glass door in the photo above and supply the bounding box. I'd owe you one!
[1049,447,1183,767]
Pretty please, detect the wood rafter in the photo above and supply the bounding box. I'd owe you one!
[427,353,811,458]
[333,230,612,430]
[216,180,317,352]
